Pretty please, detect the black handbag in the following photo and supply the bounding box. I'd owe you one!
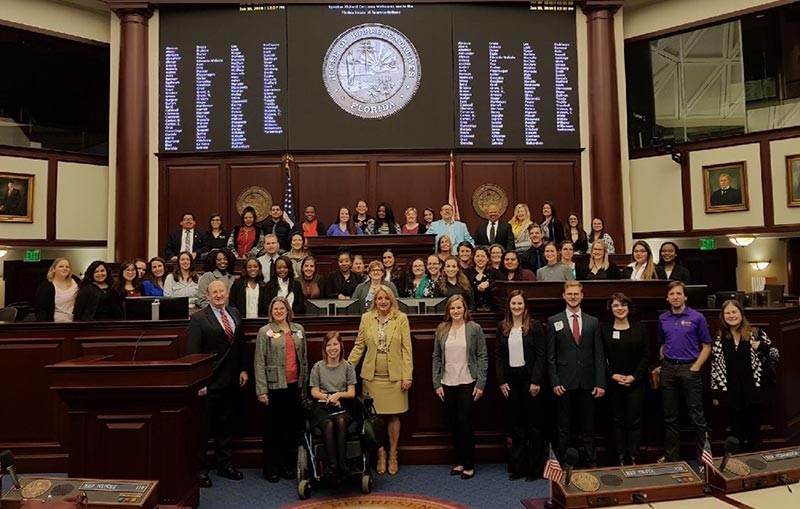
[360,397,386,452]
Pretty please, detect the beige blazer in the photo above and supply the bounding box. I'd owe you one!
[348,310,413,382]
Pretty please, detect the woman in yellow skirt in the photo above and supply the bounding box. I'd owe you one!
[349,286,413,475]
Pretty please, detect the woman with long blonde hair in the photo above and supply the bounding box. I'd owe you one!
[34,257,80,321]
[509,204,533,253]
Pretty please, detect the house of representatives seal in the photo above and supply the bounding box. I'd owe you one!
[323,23,421,119]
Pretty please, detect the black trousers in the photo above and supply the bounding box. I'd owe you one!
[506,368,546,478]
[661,361,708,462]
[608,382,645,460]
[444,383,477,470]
[726,404,763,452]
[557,387,596,465]
[263,383,303,476]
[198,386,238,473]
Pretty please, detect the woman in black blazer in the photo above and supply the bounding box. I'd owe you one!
[496,289,547,480]
[229,257,270,318]
[600,293,650,465]
[73,260,124,321]
[621,241,667,280]
[263,256,305,315]
[657,242,691,284]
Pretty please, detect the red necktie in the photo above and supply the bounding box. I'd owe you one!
[572,313,580,345]
[220,309,233,342]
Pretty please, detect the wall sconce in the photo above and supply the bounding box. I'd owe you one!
[0,249,7,258]
[729,235,756,247]
[749,260,771,271]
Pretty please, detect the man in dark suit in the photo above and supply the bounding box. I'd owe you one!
[187,280,249,487]
[546,281,606,466]
[520,223,546,273]
[0,181,22,215]
[259,204,291,252]
[165,212,207,260]
[474,204,515,252]
[710,173,742,206]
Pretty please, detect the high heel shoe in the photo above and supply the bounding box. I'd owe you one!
[376,449,387,475]
[388,450,399,475]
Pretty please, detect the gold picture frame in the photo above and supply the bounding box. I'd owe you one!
[786,155,800,207]
[702,162,749,213]
[0,172,34,223]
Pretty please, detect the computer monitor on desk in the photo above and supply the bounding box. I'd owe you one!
[125,296,189,320]
[397,297,447,315]
[764,284,785,305]
[305,299,361,316]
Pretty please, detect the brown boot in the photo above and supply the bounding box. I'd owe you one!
[376,449,387,475]
[388,450,399,475]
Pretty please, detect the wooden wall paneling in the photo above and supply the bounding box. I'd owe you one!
[73,334,181,361]
[519,157,582,221]
[228,162,284,224]
[0,337,67,449]
[161,164,222,255]
[374,160,449,225]
[459,159,516,228]
[294,160,370,228]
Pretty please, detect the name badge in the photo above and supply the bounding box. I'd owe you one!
[554,321,564,332]
[296,331,303,339]
[612,331,620,339]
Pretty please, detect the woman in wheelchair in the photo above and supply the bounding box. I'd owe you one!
[309,331,357,480]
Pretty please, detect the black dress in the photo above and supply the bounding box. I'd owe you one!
[323,271,359,299]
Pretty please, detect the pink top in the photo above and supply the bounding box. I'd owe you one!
[54,282,79,322]
[401,224,420,235]
[442,324,474,386]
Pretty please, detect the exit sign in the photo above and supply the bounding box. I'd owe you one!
[24,250,40,262]
[700,239,716,251]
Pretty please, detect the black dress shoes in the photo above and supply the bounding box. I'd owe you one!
[508,472,524,480]
[198,473,212,488]
[282,469,296,480]
[265,473,280,483]
[217,466,243,480]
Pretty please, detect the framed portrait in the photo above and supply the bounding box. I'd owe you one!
[786,155,800,207]
[702,162,749,213]
[0,172,34,223]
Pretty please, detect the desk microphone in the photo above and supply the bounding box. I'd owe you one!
[563,448,579,487]
[0,450,21,490]
[719,436,740,472]
[131,333,145,362]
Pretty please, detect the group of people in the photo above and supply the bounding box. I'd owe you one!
[186,277,779,488]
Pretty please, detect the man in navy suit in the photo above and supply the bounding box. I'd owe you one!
[165,212,207,260]
[473,204,515,252]
[187,280,249,487]
[547,281,606,466]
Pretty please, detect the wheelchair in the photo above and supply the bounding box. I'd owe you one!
[296,396,377,499]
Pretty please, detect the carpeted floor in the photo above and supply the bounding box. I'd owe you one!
[196,465,549,509]
[2,465,550,508]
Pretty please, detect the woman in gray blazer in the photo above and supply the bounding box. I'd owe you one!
[351,260,398,313]
[254,296,308,483]
[432,294,488,480]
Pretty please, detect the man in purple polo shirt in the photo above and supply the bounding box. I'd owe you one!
[658,280,711,465]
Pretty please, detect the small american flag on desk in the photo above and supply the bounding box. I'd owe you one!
[702,437,715,472]
[544,445,564,484]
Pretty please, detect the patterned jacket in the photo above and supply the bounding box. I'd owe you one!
[710,328,779,393]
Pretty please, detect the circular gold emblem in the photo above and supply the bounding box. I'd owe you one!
[571,472,601,492]
[726,458,751,476]
[21,479,52,499]
[236,187,273,222]
[472,184,508,219]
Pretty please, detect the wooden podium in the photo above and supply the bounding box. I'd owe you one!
[46,354,215,509]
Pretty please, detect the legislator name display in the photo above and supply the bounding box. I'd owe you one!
[159,3,579,152]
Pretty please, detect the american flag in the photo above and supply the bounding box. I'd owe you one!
[448,151,460,220]
[543,445,564,484]
[282,154,295,228]
[701,436,715,471]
